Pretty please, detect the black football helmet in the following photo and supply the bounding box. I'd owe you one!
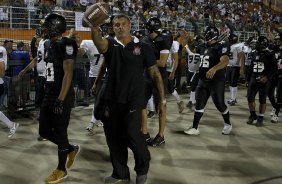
[245,36,255,45]
[42,13,66,38]
[100,15,115,37]
[133,30,145,39]
[161,29,173,45]
[204,26,219,42]
[256,36,268,51]
[228,34,238,44]
[146,17,162,33]
[194,35,205,46]
[268,41,277,51]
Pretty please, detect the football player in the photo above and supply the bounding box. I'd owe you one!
[38,13,80,183]
[141,17,173,146]
[246,36,277,127]
[184,26,232,135]
[226,33,245,105]
[185,35,205,109]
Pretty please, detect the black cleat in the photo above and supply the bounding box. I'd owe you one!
[246,115,257,125]
[150,134,165,147]
[147,111,155,119]
[143,133,151,143]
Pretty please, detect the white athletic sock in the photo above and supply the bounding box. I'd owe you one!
[0,111,14,128]
[229,86,233,99]
[189,91,196,104]
[172,90,181,103]
[231,87,238,100]
[147,96,155,112]
[91,107,97,124]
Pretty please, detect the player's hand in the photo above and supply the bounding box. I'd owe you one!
[53,99,64,115]
[278,64,282,70]
[258,75,268,83]
[91,83,97,96]
[206,68,216,79]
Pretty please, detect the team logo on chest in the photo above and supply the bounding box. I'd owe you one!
[133,46,141,55]
[66,45,74,55]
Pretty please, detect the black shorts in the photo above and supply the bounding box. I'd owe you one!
[195,79,227,112]
[247,76,269,103]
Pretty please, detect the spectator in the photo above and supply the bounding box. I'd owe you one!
[12,0,26,28]
[10,41,30,109]
[24,0,38,28]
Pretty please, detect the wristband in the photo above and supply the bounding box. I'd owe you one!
[161,99,167,104]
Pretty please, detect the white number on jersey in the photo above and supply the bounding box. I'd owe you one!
[37,50,43,63]
[253,62,264,73]
[199,55,210,68]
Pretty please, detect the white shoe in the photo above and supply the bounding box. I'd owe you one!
[96,121,104,127]
[184,127,200,135]
[222,123,232,135]
[8,122,19,138]
[85,122,94,131]
[270,108,276,116]
[271,114,278,123]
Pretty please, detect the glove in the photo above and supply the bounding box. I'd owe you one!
[53,99,64,115]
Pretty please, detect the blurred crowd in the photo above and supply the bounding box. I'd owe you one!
[0,0,280,33]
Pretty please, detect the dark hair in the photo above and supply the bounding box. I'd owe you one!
[17,41,25,48]
[112,14,131,24]
[4,40,13,44]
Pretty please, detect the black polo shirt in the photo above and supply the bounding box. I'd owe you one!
[103,36,156,109]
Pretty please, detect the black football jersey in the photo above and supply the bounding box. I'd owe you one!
[141,32,172,60]
[249,50,277,78]
[199,42,230,81]
[43,37,77,105]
